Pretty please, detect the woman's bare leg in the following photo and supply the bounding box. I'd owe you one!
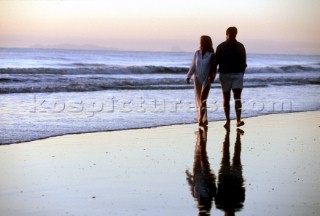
[199,85,211,125]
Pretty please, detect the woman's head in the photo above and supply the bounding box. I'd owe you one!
[200,35,214,53]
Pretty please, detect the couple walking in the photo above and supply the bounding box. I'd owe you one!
[186,26,247,129]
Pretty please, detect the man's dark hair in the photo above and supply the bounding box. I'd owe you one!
[226,27,238,38]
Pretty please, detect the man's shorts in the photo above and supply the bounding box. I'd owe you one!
[219,73,244,92]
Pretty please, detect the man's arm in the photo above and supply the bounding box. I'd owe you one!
[240,44,247,73]
[208,53,217,83]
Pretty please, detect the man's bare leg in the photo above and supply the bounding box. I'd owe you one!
[222,90,231,129]
[233,88,244,127]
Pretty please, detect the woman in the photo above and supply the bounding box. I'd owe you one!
[185,128,216,216]
[186,35,216,127]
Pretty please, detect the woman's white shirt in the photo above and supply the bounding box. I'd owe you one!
[187,50,214,86]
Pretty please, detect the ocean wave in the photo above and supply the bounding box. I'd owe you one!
[1,64,319,76]
[246,65,320,74]
[0,77,318,94]
[0,78,22,82]
[63,63,109,67]
[0,77,192,93]
[0,66,188,75]
[0,65,319,94]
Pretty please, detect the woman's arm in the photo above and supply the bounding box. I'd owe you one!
[186,52,197,83]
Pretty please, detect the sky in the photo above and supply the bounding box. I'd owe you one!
[0,0,320,54]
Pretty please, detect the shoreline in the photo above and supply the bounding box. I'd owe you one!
[1,110,319,216]
[1,110,319,145]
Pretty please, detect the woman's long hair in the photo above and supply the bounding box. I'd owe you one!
[200,35,214,53]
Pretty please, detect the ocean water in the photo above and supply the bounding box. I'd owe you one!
[0,48,320,144]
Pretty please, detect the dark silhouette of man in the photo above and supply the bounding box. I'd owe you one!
[215,128,245,216]
[215,27,247,129]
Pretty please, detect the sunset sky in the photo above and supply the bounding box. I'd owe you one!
[1,0,320,54]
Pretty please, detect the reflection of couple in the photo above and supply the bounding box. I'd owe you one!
[186,128,245,216]
[186,26,247,129]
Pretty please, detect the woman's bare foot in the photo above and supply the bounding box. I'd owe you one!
[224,121,230,131]
[198,121,204,127]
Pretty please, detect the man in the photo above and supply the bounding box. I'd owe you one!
[215,26,247,129]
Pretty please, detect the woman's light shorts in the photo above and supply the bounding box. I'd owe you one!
[219,73,244,92]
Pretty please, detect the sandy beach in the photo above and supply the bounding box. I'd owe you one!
[0,111,319,216]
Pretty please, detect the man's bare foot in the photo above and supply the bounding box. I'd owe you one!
[236,121,245,127]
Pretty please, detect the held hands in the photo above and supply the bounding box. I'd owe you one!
[208,75,214,83]
[186,76,213,84]
[186,77,191,84]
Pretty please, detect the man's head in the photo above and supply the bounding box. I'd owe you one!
[226,26,237,40]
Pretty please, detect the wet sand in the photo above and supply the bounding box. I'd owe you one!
[0,111,319,216]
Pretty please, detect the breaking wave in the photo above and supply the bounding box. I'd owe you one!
[0,65,319,93]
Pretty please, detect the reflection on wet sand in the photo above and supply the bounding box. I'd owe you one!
[186,128,217,216]
[186,128,245,216]
[215,129,245,216]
